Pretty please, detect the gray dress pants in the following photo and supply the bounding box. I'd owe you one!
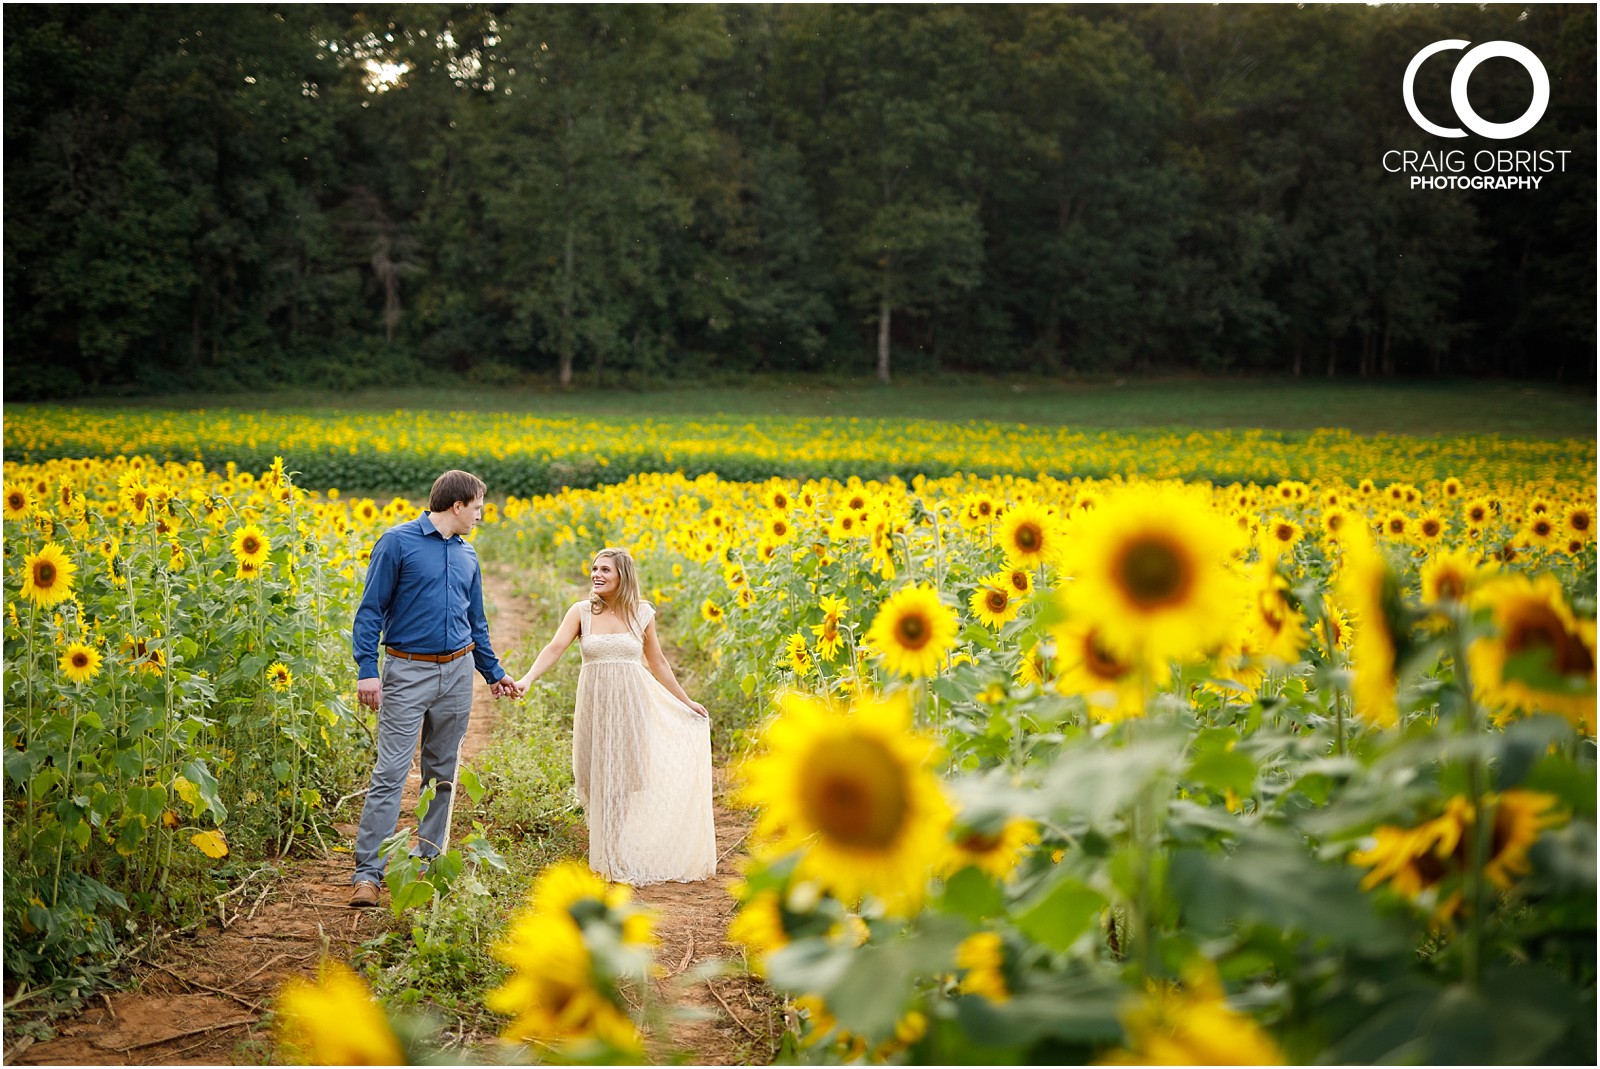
[351,654,473,884]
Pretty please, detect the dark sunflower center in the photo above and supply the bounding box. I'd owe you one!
[984,590,1008,614]
[1275,524,1294,542]
[1506,603,1595,676]
[34,561,56,586]
[71,652,89,669]
[7,492,24,510]
[800,736,908,849]
[1115,537,1193,610]
[1422,520,1441,537]
[1328,514,1345,530]
[1435,573,1466,600]
[1084,633,1130,680]
[242,536,261,555]
[958,831,1002,854]
[1388,517,1406,533]
[1571,512,1592,532]
[1470,507,1487,523]
[895,610,931,650]
[1008,573,1028,593]
[1013,523,1042,552]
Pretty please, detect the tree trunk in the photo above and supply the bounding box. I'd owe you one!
[1380,322,1394,377]
[877,291,891,385]
[1326,339,1336,378]
[1291,340,1302,377]
[560,222,575,387]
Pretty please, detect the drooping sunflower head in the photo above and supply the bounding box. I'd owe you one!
[1336,527,1409,728]
[1060,485,1246,667]
[948,816,1039,882]
[782,633,814,676]
[21,542,77,608]
[1050,616,1159,722]
[1102,959,1284,1066]
[274,960,404,1066]
[955,931,1012,1004]
[701,598,725,624]
[865,584,960,678]
[735,690,951,914]
[1469,574,1596,732]
[1483,789,1566,890]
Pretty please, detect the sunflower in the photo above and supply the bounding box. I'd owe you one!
[955,932,1011,1004]
[3,484,32,521]
[701,599,725,625]
[1058,484,1246,669]
[59,642,103,684]
[1483,789,1566,889]
[1247,561,1306,664]
[1320,507,1352,544]
[21,542,77,608]
[1468,574,1596,732]
[1562,502,1594,542]
[764,512,796,544]
[267,662,294,690]
[809,594,849,662]
[1419,548,1492,606]
[1100,960,1284,1066]
[1463,496,1495,530]
[1263,517,1303,552]
[865,584,959,678]
[117,472,152,522]
[995,501,1062,569]
[275,960,404,1066]
[1015,640,1054,688]
[764,485,793,513]
[725,889,790,975]
[781,633,814,676]
[232,524,271,568]
[734,690,952,914]
[1441,477,1463,499]
[968,581,1019,630]
[1414,509,1447,544]
[486,861,651,1052]
[1521,513,1560,548]
[1001,567,1033,597]
[1052,619,1156,722]
[1380,510,1411,540]
[1336,527,1406,728]
[948,817,1039,881]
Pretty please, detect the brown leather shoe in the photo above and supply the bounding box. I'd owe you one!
[349,880,381,908]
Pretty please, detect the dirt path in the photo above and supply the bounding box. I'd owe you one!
[13,562,773,1066]
[15,565,534,1066]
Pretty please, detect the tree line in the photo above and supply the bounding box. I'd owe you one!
[4,4,1594,399]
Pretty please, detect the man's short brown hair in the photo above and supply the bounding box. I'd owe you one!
[429,470,487,513]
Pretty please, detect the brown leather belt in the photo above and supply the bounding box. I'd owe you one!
[385,643,475,664]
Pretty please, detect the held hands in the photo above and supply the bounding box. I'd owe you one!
[491,676,525,700]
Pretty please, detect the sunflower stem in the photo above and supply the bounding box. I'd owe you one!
[1320,609,1346,757]
[1449,603,1487,990]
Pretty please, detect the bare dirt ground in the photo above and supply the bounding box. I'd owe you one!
[13,562,771,1066]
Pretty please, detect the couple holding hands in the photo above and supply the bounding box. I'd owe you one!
[347,470,715,909]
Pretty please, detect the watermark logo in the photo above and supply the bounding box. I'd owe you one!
[1403,40,1550,139]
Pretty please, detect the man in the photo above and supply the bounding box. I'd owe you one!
[348,469,521,907]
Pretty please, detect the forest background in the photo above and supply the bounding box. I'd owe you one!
[3,3,1595,401]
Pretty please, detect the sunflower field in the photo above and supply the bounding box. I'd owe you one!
[4,410,1596,1064]
[469,464,1597,1063]
[1,456,416,987]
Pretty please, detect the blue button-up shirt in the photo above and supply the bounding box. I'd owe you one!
[352,512,507,684]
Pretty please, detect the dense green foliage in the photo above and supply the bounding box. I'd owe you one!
[5,4,1594,399]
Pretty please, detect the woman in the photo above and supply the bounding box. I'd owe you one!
[515,547,716,885]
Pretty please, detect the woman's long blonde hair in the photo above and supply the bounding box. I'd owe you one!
[589,547,644,634]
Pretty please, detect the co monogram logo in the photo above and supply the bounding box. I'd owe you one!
[1403,40,1549,139]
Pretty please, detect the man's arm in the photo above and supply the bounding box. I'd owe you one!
[352,534,399,709]
[466,560,508,687]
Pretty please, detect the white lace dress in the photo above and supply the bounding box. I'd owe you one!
[572,601,716,885]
